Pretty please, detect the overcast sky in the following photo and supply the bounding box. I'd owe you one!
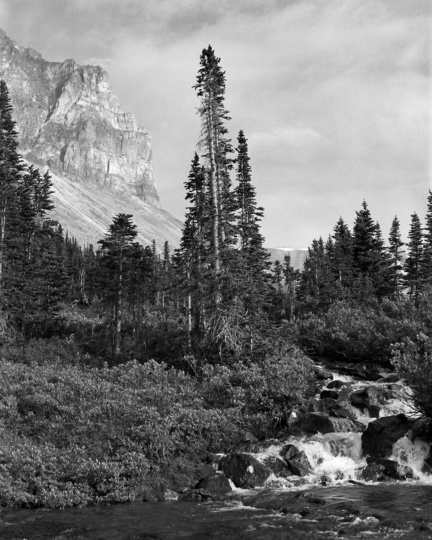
[1,0,430,247]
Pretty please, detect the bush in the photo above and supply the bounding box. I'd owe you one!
[0,358,240,507]
[296,298,425,365]
[201,343,315,437]
[392,334,432,419]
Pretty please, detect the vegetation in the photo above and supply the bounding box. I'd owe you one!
[0,45,431,508]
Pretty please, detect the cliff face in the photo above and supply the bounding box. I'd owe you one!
[0,28,159,206]
[0,28,183,250]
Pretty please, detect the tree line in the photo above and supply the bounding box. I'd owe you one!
[0,47,431,368]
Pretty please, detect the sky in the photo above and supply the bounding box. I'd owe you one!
[0,0,431,248]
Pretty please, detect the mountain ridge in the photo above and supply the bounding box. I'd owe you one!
[0,28,182,250]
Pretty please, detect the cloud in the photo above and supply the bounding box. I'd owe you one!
[0,0,430,247]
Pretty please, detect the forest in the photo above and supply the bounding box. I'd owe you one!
[0,46,431,507]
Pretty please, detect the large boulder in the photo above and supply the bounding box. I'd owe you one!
[218,454,272,488]
[300,412,335,434]
[361,414,411,459]
[262,456,291,478]
[280,444,313,477]
[361,458,413,482]
[195,474,232,495]
[300,412,363,434]
[350,386,389,411]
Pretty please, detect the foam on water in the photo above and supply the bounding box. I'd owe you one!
[390,436,432,483]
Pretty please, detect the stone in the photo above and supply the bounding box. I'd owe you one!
[262,456,291,478]
[195,474,232,495]
[179,488,215,501]
[361,458,413,482]
[320,389,339,400]
[218,454,272,488]
[300,412,335,434]
[280,444,313,476]
[327,380,345,389]
[368,404,380,418]
[361,414,412,459]
[378,373,401,383]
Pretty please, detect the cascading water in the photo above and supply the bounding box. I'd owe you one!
[222,365,432,491]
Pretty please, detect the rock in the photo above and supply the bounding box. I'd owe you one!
[280,444,313,476]
[300,412,363,434]
[195,474,232,495]
[350,388,369,410]
[179,488,215,501]
[368,404,380,418]
[314,367,334,380]
[160,488,178,501]
[262,456,291,478]
[351,386,389,411]
[337,386,353,403]
[300,412,336,434]
[288,461,313,477]
[361,458,413,482]
[320,389,339,400]
[218,454,272,488]
[362,414,412,459]
[327,380,345,389]
[0,28,182,250]
[378,373,401,383]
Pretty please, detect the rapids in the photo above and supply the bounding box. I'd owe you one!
[1,364,431,539]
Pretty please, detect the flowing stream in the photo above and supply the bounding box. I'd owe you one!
[1,365,432,539]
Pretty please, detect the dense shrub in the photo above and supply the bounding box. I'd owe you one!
[201,343,315,437]
[296,298,427,365]
[0,358,240,507]
[392,335,432,419]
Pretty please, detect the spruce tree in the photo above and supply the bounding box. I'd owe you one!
[194,46,232,291]
[388,216,404,297]
[97,214,138,356]
[331,217,355,295]
[421,190,432,286]
[0,81,22,293]
[404,212,423,303]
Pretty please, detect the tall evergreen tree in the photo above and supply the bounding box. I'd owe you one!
[97,214,138,356]
[194,46,232,292]
[421,190,432,286]
[388,216,404,297]
[404,212,423,303]
[331,217,355,294]
[0,81,22,294]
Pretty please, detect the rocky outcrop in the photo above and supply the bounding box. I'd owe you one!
[361,414,411,459]
[0,28,159,206]
[0,28,183,250]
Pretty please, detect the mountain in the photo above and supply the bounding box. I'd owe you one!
[267,247,308,271]
[0,28,182,250]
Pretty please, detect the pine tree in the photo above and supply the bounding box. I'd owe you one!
[0,80,22,294]
[97,214,138,356]
[404,212,423,303]
[331,217,355,295]
[194,46,232,291]
[421,190,432,286]
[388,216,404,297]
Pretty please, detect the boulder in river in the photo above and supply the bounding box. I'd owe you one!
[280,444,313,476]
[195,474,232,495]
[262,456,291,478]
[362,414,411,459]
[327,379,345,389]
[218,454,272,488]
[320,389,339,400]
[361,457,413,482]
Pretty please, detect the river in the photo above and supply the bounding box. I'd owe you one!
[1,364,431,539]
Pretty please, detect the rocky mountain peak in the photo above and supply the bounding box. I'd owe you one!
[0,28,160,207]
